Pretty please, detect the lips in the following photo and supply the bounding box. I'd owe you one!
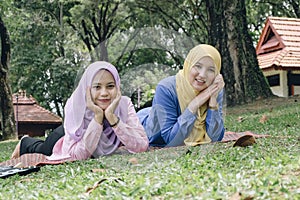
[195,78,205,83]
[98,99,111,104]
[194,78,206,86]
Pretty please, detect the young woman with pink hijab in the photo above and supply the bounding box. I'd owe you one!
[11,61,149,161]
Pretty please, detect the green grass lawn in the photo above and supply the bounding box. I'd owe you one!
[1,96,299,199]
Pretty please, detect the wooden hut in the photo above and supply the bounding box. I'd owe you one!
[13,91,62,138]
[256,16,300,97]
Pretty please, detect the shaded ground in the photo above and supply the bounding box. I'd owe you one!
[225,94,300,115]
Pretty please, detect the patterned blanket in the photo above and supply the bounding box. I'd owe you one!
[0,131,269,168]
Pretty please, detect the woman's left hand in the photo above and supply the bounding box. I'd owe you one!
[212,74,225,94]
[209,74,225,107]
[104,89,122,122]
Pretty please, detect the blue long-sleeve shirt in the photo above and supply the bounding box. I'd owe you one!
[137,76,225,147]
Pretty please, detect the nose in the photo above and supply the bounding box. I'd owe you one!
[195,67,207,77]
[100,88,109,96]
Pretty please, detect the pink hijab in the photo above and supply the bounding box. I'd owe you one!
[63,61,125,142]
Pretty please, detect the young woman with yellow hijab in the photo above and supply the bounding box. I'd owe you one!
[137,44,225,147]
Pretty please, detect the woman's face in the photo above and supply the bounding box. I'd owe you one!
[90,69,117,110]
[188,56,216,92]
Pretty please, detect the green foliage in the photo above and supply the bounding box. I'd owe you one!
[6,0,86,115]
[120,49,177,108]
[131,0,208,42]
[0,97,299,199]
[107,26,195,108]
[3,0,299,116]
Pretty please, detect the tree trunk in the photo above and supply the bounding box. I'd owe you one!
[99,42,109,62]
[0,16,17,141]
[206,0,273,106]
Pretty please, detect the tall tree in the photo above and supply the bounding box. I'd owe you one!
[206,0,273,106]
[8,1,83,116]
[0,16,16,140]
[133,0,207,58]
[134,0,272,105]
[66,0,133,62]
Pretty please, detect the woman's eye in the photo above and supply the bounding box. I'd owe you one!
[93,85,100,89]
[195,65,202,70]
[107,85,115,89]
[208,67,215,73]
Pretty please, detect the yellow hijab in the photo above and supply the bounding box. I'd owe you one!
[176,44,221,146]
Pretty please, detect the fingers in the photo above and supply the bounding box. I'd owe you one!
[103,90,121,120]
[207,74,224,100]
[116,89,122,100]
[213,74,225,89]
[209,85,219,97]
[113,89,122,105]
[86,87,92,106]
[86,87,104,123]
[214,74,223,83]
[86,87,98,111]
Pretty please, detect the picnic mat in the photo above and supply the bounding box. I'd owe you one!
[0,131,269,171]
[221,131,269,142]
[0,153,67,168]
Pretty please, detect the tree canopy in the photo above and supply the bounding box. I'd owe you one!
[0,0,299,139]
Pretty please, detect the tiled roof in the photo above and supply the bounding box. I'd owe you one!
[13,91,62,124]
[256,16,300,70]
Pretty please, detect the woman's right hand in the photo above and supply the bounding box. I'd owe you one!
[208,74,224,107]
[188,74,224,113]
[188,87,212,114]
[104,89,121,126]
[86,87,104,124]
[210,74,224,96]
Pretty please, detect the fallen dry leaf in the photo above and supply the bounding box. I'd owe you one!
[233,135,256,147]
[128,157,138,165]
[91,168,106,173]
[85,179,107,195]
[85,178,122,195]
[237,116,244,122]
[229,192,254,200]
[229,192,242,200]
[259,114,268,123]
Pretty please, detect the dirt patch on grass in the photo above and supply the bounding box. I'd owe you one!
[226,95,300,115]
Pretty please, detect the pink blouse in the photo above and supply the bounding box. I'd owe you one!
[47,96,149,161]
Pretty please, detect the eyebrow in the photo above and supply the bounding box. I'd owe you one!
[194,63,215,68]
[194,63,202,66]
[92,81,115,85]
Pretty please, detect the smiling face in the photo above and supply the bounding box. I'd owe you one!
[90,69,117,110]
[188,56,216,92]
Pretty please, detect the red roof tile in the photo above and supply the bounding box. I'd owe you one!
[13,92,62,124]
[256,17,300,70]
